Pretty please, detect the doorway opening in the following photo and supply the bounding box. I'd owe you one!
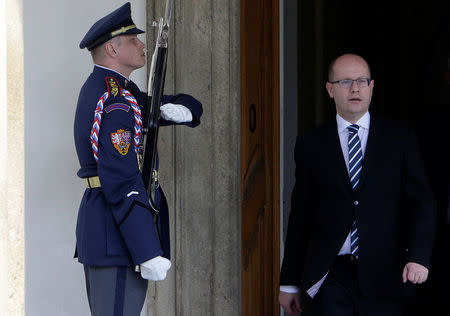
[282,2,450,315]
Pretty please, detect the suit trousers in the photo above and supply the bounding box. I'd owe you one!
[309,255,404,316]
[83,265,148,316]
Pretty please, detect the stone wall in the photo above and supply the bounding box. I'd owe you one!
[143,0,241,315]
[0,0,25,315]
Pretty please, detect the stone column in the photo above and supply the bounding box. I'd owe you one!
[0,0,25,314]
[143,0,241,315]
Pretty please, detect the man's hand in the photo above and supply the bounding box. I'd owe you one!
[402,262,429,284]
[140,256,171,281]
[279,291,301,315]
[160,103,193,123]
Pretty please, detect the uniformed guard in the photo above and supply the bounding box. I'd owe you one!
[74,2,202,315]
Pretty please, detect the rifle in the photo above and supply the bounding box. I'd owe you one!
[141,0,174,237]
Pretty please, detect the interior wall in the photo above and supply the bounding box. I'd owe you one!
[281,0,298,241]
[24,1,146,315]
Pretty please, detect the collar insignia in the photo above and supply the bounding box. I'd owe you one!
[105,77,122,97]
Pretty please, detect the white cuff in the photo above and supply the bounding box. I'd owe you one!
[280,285,299,293]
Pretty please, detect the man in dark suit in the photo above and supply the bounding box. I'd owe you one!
[279,53,435,316]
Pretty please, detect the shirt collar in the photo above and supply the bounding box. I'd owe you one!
[336,111,371,133]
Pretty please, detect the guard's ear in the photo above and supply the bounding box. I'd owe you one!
[105,42,117,58]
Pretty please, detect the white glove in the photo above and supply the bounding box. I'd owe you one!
[140,256,171,281]
[160,103,193,123]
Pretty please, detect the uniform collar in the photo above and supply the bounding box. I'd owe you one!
[93,64,132,89]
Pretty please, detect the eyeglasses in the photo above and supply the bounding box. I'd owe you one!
[330,78,371,89]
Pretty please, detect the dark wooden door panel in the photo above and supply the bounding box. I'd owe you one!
[241,0,279,315]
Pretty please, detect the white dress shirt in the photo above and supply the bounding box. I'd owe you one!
[280,112,371,298]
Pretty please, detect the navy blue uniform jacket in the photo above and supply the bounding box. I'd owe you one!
[74,65,202,266]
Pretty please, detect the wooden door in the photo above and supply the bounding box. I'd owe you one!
[241,0,279,315]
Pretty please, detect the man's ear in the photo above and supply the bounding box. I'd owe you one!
[325,82,334,98]
[105,42,117,58]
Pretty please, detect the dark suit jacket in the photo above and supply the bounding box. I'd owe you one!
[280,116,436,299]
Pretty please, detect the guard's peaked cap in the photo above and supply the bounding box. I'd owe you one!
[79,2,144,51]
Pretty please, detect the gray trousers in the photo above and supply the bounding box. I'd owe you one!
[83,265,148,316]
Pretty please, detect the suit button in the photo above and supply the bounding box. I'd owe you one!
[353,200,359,206]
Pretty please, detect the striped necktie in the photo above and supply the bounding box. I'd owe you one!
[348,124,362,258]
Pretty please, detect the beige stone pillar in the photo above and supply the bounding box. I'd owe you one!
[0,0,25,315]
[143,0,241,315]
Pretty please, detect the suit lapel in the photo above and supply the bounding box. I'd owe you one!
[355,116,376,192]
[327,121,353,191]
